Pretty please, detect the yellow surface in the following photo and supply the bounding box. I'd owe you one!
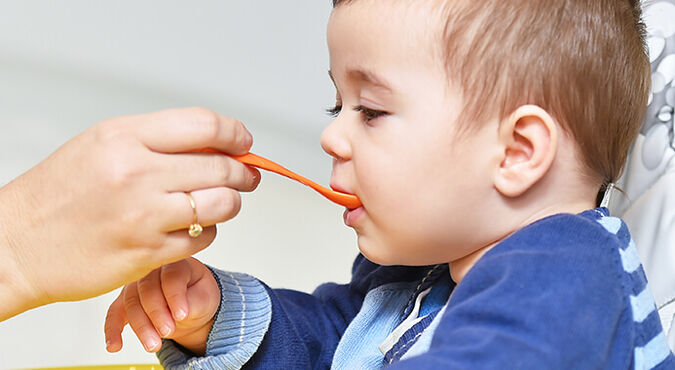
[24,365,163,370]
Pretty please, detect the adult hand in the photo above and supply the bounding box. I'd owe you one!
[0,107,260,321]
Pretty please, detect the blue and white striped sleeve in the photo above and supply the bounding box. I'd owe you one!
[157,268,272,370]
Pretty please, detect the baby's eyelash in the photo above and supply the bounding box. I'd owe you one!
[325,105,389,122]
[354,105,389,122]
[326,105,342,118]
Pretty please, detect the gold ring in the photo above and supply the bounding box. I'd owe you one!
[185,192,203,238]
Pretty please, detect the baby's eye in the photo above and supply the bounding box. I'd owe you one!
[326,105,342,118]
[354,105,389,123]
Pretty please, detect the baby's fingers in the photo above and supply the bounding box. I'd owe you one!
[104,292,128,353]
[123,283,163,352]
[138,268,176,338]
[160,260,192,321]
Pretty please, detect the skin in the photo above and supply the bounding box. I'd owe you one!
[0,107,260,322]
[105,258,218,354]
[105,0,601,356]
[323,1,598,276]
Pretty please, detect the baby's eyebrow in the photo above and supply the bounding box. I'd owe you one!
[328,68,393,92]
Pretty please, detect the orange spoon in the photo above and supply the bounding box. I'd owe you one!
[194,149,362,209]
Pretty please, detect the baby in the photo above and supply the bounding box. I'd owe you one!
[104,0,675,368]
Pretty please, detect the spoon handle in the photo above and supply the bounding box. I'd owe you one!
[193,149,362,209]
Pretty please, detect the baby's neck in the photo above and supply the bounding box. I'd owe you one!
[448,199,596,284]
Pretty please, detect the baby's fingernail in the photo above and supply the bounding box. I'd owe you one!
[106,339,118,352]
[145,337,160,352]
[159,325,171,337]
[175,309,187,321]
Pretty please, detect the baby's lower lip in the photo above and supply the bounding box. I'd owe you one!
[344,206,365,227]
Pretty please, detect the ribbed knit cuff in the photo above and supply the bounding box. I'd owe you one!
[157,267,272,370]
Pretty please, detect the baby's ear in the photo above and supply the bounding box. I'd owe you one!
[493,105,558,197]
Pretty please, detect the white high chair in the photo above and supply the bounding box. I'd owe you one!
[608,0,675,352]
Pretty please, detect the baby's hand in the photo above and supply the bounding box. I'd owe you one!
[104,258,220,355]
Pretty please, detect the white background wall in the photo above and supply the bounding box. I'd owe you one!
[0,1,359,368]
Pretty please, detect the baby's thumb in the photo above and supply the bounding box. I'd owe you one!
[185,270,221,324]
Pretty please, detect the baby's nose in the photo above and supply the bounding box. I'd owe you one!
[320,118,351,161]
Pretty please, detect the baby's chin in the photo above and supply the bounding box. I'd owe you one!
[357,236,399,266]
[357,236,435,267]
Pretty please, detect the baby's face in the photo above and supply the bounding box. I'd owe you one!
[323,1,500,266]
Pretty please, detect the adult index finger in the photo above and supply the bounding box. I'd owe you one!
[134,107,253,155]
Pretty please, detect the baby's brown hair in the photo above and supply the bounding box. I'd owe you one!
[332,0,650,191]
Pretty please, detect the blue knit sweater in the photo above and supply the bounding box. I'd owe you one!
[157,208,675,369]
